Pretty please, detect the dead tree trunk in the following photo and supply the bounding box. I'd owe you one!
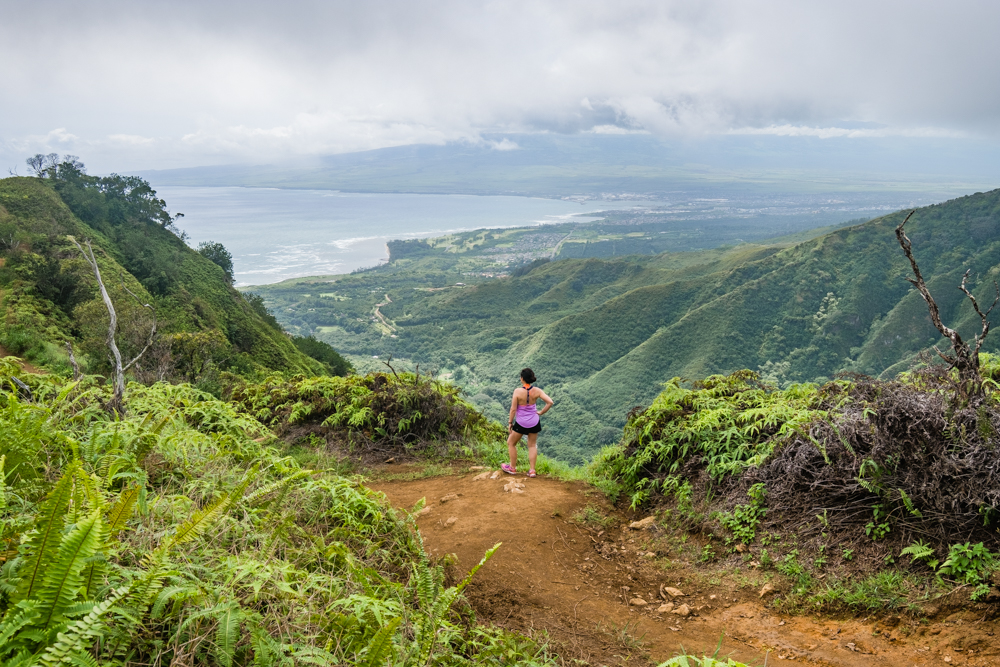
[895,211,999,403]
[65,341,81,381]
[71,238,157,414]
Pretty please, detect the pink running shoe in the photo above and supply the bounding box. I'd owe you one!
[501,463,516,475]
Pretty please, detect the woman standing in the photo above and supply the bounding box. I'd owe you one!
[501,368,553,478]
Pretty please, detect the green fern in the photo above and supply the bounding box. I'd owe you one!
[12,465,77,603]
[361,616,401,667]
[105,483,141,535]
[0,454,6,513]
[35,510,105,631]
[900,540,938,570]
[215,602,244,667]
[0,602,41,649]
[35,586,128,667]
[898,488,923,518]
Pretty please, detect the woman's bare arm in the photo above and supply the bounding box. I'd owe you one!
[508,390,519,428]
[535,388,554,416]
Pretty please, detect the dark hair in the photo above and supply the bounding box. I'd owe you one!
[520,368,536,384]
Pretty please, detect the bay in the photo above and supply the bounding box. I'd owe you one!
[157,186,656,285]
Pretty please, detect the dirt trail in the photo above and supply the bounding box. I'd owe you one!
[0,344,42,374]
[374,471,1000,666]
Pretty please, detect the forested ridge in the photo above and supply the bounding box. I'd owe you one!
[0,164,337,386]
[254,188,1000,461]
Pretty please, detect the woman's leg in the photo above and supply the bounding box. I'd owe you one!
[507,429,522,469]
[527,433,538,472]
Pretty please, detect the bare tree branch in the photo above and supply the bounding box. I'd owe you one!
[895,211,995,403]
[118,272,157,373]
[381,354,400,380]
[70,237,157,414]
[958,269,1000,358]
[65,341,81,381]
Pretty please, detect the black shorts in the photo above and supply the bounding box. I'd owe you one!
[511,419,541,435]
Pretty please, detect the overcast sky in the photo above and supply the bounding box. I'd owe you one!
[3,0,1000,173]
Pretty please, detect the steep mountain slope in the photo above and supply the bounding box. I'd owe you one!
[0,173,324,378]
[251,188,1000,461]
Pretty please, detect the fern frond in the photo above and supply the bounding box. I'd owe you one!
[168,466,257,550]
[290,645,338,666]
[215,603,244,667]
[35,586,128,667]
[2,649,34,667]
[412,555,439,610]
[0,601,40,649]
[898,488,923,518]
[456,542,500,594]
[151,584,200,619]
[81,553,107,600]
[106,484,142,535]
[68,652,101,667]
[0,455,6,513]
[167,494,231,550]
[361,616,400,667]
[243,469,313,507]
[36,510,105,630]
[901,540,935,563]
[12,465,77,603]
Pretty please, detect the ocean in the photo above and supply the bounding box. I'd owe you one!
[157,186,655,285]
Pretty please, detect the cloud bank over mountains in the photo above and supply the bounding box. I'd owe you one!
[3,0,1000,171]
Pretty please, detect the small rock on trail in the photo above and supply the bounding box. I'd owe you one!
[629,516,657,530]
[503,480,525,494]
[661,585,685,598]
[440,493,459,503]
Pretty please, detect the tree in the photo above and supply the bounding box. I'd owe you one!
[71,237,157,414]
[25,153,59,176]
[198,241,235,284]
[292,335,353,376]
[895,211,999,403]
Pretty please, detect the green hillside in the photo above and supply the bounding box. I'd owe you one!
[0,167,326,382]
[253,189,1000,462]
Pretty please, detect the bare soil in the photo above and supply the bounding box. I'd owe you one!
[373,468,1000,666]
[0,344,42,374]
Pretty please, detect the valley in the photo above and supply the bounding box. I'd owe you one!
[250,188,1000,462]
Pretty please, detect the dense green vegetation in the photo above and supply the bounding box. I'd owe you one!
[592,357,1000,608]
[0,166,326,385]
[251,189,1000,461]
[0,358,555,666]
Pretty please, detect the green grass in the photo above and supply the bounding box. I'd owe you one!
[571,504,615,530]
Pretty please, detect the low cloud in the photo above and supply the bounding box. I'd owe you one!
[729,125,966,139]
[1,1,999,171]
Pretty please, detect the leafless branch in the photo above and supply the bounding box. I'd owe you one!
[118,272,157,373]
[958,269,1000,358]
[70,237,148,414]
[381,354,400,380]
[65,341,81,381]
[895,211,992,402]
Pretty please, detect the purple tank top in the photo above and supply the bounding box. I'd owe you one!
[515,388,539,428]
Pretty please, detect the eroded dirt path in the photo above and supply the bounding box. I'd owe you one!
[374,471,1000,666]
[0,344,42,374]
